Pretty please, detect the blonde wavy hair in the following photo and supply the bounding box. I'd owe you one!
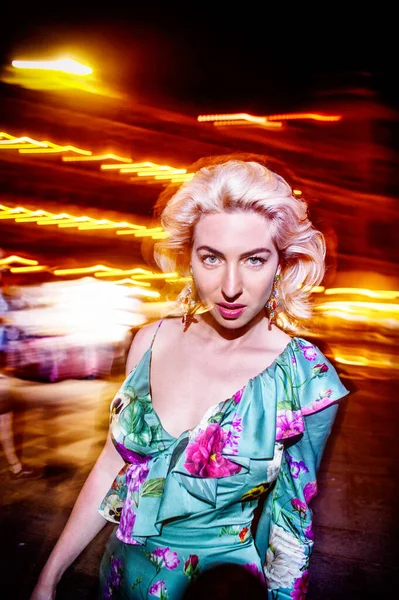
[154,155,326,330]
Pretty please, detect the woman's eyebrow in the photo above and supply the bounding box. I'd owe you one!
[196,245,272,258]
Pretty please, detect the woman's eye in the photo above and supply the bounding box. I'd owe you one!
[202,255,220,265]
[246,256,265,266]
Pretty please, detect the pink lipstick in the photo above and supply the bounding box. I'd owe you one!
[217,303,246,319]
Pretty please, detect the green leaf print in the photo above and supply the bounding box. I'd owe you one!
[208,411,225,424]
[141,477,166,498]
[167,436,189,475]
[119,399,153,446]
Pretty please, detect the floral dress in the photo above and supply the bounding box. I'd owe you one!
[98,324,349,599]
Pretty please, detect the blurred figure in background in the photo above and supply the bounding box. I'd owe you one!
[0,249,40,479]
[30,155,349,600]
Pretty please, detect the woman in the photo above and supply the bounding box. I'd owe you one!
[30,155,349,600]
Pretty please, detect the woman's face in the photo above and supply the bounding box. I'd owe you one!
[191,210,280,329]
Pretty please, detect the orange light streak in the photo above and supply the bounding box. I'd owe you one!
[53,265,118,276]
[197,112,342,126]
[12,58,92,76]
[0,255,38,266]
[0,138,49,150]
[266,112,342,122]
[20,145,92,155]
[15,210,53,222]
[324,287,399,299]
[0,208,30,219]
[62,154,132,163]
[10,265,48,273]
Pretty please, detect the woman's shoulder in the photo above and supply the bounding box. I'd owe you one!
[125,317,181,374]
[125,320,162,374]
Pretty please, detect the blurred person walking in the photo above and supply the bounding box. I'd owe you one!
[0,249,40,479]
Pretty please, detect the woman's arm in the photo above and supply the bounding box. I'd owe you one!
[30,432,124,599]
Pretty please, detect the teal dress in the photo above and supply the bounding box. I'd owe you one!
[98,325,349,599]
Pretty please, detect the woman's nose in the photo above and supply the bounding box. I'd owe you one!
[221,265,243,300]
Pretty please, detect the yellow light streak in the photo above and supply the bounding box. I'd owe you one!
[315,301,399,313]
[266,112,342,122]
[53,265,118,276]
[57,216,93,228]
[120,161,158,169]
[0,136,48,148]
[213,120,283,129]
[101,163,136,171]
[0,202,161,239]
[128,273,178,280]
[324,287,399,299]
[10,265,48,273]
[0,255,38,266]
[20,145,92,155]
[15,210,53,222]
[95,268,157,278]
[129,279,151,287]
[334,355,394,369]
[0,132,15,140]
[94,268,177,280]
[198,112,342,125]
[62,154,132,163]
[76,221,132,231]
[12,58,92,76]
[0,208,30,219]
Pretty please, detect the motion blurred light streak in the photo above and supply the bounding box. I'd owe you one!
[20,145,92,155]
[54,265,118,276]
[324,288,399,299]
[0,136,48,148]
[12,58,92,76]
[63,154,132,163]
[0,255,38,266]
[10,266,48,273]
[198,112,342,125]
[0,203,162,239]
[2,130,190,183]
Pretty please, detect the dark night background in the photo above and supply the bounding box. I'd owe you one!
[1,3,397,115]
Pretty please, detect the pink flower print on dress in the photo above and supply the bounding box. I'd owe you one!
[243,562,266,584]
[305,524,314,541]
[291,497,307,517]
[286,453,309,478]
[276,410,304,440]
[184,423,242,477]
[149,579,168,598]
[225,412,243,455]
[303,481,318,503]
[302,389,333,415]
[292,570,309,600]
[116,458,149,543]
[183,554,200,581]
[150,547,180,570]
[232,413,243,432]
[233,387,245,404]
[312,363,329,377]
[298,341,317,361]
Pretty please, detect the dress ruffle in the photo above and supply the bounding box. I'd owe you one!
[98,336,349,545]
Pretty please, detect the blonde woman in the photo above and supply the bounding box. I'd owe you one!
[31,155,349,600]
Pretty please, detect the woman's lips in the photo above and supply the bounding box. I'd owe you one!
[216,303,246,319]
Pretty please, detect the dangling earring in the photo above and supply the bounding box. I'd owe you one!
[178,284,193,325]
[266,273,280,330]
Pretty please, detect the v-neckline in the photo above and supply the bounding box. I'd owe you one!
[144,336,295,440]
